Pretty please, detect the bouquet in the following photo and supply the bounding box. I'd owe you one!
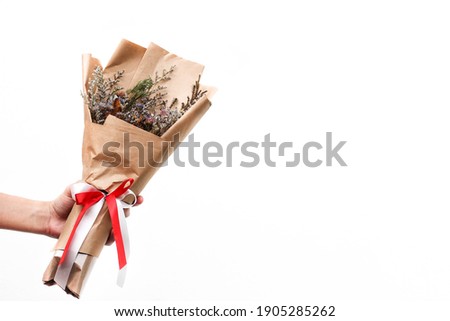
[42,39,213,298]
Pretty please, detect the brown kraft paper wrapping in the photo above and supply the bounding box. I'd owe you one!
[42,39,213,298]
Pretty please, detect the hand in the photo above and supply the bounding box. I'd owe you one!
[46,185,75,238]
[47,184,144,240]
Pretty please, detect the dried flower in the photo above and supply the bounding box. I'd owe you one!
[83,66,206,136]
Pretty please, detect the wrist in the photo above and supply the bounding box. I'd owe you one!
[0,193,51,236]
[30,200,52,236]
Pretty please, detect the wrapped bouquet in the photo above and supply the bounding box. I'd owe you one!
[42,39,213,298]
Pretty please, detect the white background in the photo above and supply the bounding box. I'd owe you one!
[0,0,450,319]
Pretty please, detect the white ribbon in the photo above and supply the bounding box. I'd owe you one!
[54,182,136,290]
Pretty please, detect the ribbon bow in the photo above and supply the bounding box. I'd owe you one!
[54,179,136,290]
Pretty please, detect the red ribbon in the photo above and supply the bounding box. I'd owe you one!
[59,178,135,270]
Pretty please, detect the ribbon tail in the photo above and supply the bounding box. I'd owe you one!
[117,199,131,287]
[54,199,105,290]
[58,206,88,267]
[106,194,131,287]
[117,265,127,288]
[106,196,128,269]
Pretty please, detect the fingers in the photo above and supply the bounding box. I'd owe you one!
[135,195,144,206]
[124,195,143,217]
[63,184,73,198]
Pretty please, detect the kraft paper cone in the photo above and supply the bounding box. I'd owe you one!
[43,39,213,298]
